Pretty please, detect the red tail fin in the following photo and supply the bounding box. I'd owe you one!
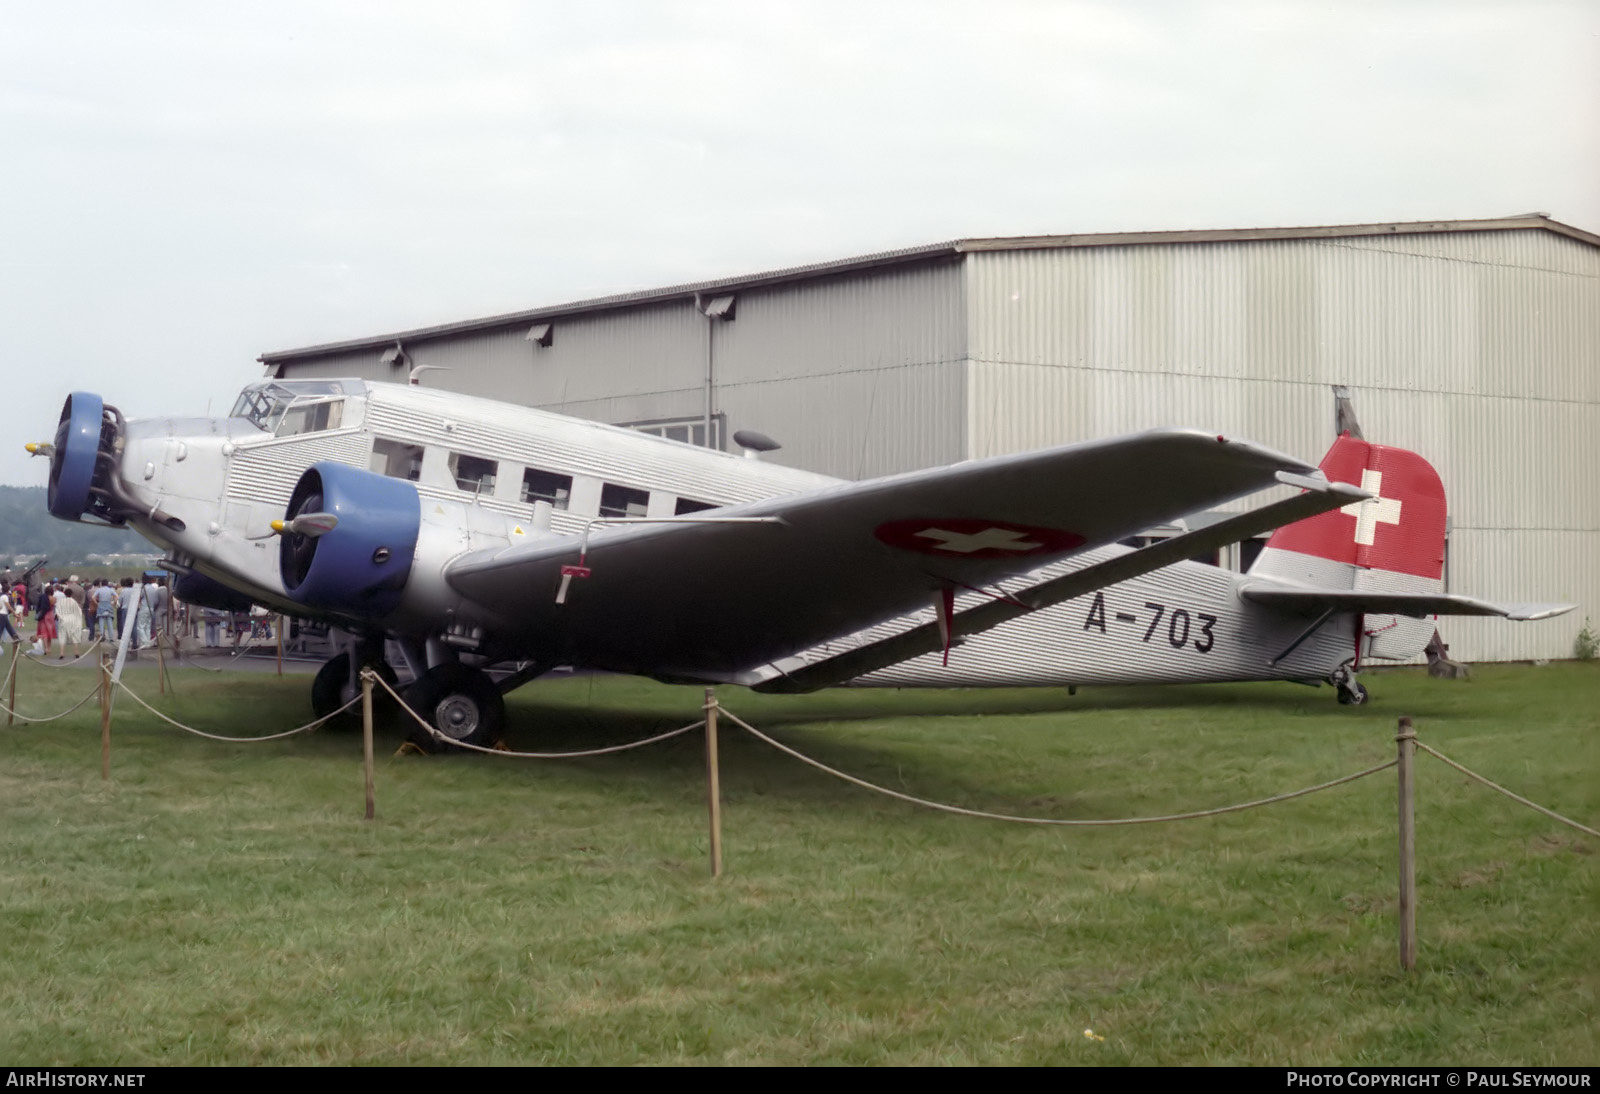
[1265,433,1446,579]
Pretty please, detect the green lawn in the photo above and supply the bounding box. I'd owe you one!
[1,657,1595,1065]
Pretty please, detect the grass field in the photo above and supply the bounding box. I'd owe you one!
[0,655,1595,1065]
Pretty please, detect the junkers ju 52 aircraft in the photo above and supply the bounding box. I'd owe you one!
[31,378,1568,748]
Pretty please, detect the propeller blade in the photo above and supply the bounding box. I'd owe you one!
[270,512,339,538]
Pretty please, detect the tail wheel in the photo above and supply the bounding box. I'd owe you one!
[403,664,505,752]
[1336,681,1369,706]
[311,652,398,728]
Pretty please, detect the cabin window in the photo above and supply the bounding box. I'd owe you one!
[522,469,572,510]
[450,453,498,494]
[599,484,649,519]
[371,439,424,482]
[675,497,718,515]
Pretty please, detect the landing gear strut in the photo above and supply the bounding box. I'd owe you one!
[404,663,505,752]
[1328,664,1368,706]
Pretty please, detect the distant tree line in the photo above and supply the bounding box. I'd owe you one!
[0,485,148,565]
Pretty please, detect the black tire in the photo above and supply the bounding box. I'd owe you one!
[311,652,398,729]
[1336,681,1369,706]
[403,664,505,752]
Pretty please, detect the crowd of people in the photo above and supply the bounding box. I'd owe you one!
[2,571,167,658]
[0,569,275,658]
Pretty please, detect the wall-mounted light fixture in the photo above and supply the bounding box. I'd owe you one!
[695,295,737,449]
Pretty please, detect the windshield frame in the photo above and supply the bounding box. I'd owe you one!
[230,380,363,435]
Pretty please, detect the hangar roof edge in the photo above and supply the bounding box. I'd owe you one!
[259,214,1599,364]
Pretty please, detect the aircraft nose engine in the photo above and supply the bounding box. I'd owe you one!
[45,392,116,521]
[278,462,420,618]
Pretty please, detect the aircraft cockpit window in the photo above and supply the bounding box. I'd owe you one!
[274,397,344,437]
[231,381,355,435]
[451,453,498,495]
[521,469,572,510]
[599,484,649,519]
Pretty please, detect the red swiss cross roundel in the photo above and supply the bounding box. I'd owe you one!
[874,518,1085,559]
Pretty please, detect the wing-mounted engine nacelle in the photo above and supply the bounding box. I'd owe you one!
[279,462,420,620]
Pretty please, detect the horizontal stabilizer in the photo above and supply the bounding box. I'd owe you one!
[1239,584,1574,622]
[753,474,1369,693]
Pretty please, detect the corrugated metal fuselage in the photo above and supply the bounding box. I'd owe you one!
[791,544,1359,690]
[112,378,1370,692]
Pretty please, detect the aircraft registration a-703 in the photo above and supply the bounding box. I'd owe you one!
[32,379,1569,749]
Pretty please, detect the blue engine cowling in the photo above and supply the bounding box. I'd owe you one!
[279,462,420,619]
[47,392,108,521]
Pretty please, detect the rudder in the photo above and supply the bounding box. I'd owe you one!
[1251,433,1448,660]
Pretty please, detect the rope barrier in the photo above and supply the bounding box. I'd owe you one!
[0,682,102,723]
[25,643,1589,846]
[15,639,105,668]
[721,708,1399,826]
[112,677,360,742]
[370,672,706,758]
[162,638,260,673]
[1415,740,1599,840]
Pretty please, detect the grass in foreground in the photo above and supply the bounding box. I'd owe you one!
[0,657,1595,1065]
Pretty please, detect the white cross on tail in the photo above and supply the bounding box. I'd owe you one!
[1340,468,1402,545]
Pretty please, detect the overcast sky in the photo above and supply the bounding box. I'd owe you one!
[2,0,1596,485]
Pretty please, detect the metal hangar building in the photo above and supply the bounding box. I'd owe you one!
[260,214,1600,664]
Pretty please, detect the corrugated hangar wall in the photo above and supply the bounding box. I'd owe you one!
[698,260,970,477]
[275,257,972,479]
[962,230,1599,662]
[265,224,1598,663]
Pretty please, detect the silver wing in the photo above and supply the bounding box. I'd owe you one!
[444,428,1330,680]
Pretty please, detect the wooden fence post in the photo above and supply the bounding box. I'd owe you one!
[100,654,112,782]
[7,641,18,727]
[362,669,376,821]
[704,688,723,879]
[1396,715,1417,972]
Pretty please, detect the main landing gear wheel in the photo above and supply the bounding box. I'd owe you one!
[311,652,398,728]
[1336,681,1369,706]
[403,664,505,752]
